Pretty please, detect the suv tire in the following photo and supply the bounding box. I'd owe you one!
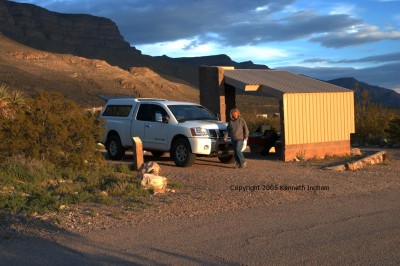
[106,134,125,160]
[171,138,196,167]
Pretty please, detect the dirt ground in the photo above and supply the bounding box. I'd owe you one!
[2,147,399,240]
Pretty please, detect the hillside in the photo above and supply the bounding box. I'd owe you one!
[0,0,270,89]
[0,34,199,107]
[328,78,400,108]
[0,0,199,86]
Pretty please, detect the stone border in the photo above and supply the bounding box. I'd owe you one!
[325,151,387,171]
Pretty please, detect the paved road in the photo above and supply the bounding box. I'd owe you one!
[1,188,399,265]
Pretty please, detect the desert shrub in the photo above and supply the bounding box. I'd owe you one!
[0,90,154,214]
[242,110,281,133]
[0,91,104,169]
[385,117,400,144]
[354,87,395,145]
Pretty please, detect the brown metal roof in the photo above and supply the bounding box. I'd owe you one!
[224,69,350,98]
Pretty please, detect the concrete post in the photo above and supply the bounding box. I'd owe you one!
[131,137,144,170]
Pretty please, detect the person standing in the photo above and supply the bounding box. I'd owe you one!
[224,108,249,168]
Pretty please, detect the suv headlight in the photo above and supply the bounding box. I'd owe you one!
[190,127,209,137]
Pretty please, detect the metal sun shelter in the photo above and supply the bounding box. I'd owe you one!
[199,66,355,161]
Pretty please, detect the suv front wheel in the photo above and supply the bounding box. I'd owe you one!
[171,138,196,167]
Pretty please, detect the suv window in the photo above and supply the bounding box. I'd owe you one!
[102,105,132,117]
[168,105,217,122]
[137,104,169,121]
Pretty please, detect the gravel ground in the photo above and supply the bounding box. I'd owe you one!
[1,148,400,239]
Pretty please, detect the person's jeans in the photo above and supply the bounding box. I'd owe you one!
[232,140,245,166]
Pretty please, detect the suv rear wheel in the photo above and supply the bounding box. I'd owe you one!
[171,138,196,167]
[151,151,165,158]
[218,155,235,163]
[106,134,125,160]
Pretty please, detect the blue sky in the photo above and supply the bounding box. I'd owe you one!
[11,0,400,91]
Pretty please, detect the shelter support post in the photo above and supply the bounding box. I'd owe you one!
[199,66,235,122]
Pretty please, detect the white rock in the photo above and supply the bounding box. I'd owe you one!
[141,173,167,194]
[139,161,161,176]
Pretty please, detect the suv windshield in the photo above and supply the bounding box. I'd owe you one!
[168,105,217,122]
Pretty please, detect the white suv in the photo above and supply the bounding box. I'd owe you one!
[99,97,234,167]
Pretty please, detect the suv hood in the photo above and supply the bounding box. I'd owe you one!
[179,120,227,130]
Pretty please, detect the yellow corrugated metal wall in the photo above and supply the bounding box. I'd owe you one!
[283,92,355,145]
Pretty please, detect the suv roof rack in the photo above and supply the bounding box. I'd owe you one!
[137,98,167,102]
[97,95,136,101]
[98,95,167,102]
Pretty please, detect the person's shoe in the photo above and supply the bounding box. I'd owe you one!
[235,163,240,169]
[241,162,247,168]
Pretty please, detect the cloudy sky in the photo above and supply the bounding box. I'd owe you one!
[12,0,400,90]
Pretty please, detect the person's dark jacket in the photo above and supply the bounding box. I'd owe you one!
[226,117,249,141]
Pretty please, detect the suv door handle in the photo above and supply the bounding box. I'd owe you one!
[145,124,152,128]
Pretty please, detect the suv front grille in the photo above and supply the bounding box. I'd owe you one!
[208,129,218,138]
[208,129,226,139]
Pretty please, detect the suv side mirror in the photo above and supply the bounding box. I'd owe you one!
[162,116,170,123]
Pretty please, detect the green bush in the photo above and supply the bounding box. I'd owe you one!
[385,117,400,144]
[0,91,103,170]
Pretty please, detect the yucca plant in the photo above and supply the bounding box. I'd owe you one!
[8,90,25,106]
[0,83,25,107]
[0,83,10,106]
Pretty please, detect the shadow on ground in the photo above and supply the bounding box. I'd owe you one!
[102,149,281,169]
[0,211,217,265]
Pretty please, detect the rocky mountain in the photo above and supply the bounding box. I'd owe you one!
[0,0,202,86]
[1,0,397,109]
[328,78,400,108]
[0,0,139,56]
[0,1,270,88]
[161,54,269,70]
[0,33,198,107]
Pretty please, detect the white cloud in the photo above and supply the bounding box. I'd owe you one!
[311,24,400,47]
[137,38,215,57]
[138,39,289,64]
[329,4,357,15]
[229,46,289,62]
